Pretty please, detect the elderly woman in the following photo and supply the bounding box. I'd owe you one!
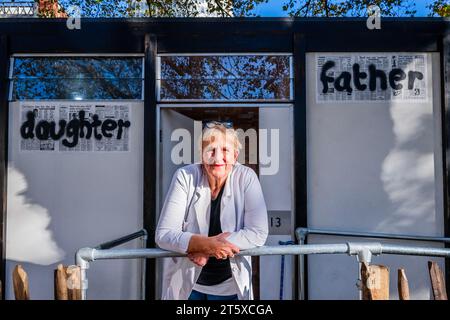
[155,121,268,300]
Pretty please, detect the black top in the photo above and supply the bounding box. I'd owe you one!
[196,184,233,286]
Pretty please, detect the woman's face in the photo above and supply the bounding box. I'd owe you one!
[202,132,238,180]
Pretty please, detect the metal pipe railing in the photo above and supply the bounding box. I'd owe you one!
[95,229,148,250]
[295,227,450,243]
[76,241,450,300]
[295,227,450,300]
[80,229,148,300]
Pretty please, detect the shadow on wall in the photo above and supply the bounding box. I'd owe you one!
[379,97,437,233]
[6,166,65,265]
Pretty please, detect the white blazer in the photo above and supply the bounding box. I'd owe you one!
[155,163,268,300]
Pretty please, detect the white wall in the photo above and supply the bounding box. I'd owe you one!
[6,101,144,300]
[157,108,196,299]
[306,53,445,299]
[259,107,294,300]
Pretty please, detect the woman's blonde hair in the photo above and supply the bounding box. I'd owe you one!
[199,122,242,156]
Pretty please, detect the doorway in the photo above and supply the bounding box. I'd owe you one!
[157,104,294,299]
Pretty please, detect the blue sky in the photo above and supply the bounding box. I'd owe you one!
[0,0,438,17]
[253,0,435,17]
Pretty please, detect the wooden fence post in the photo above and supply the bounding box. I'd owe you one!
[13,265,30,300]
[54,264,81,300]
[361,263,390,300]
[428,261,448,300]
[54,264,68,300]
[66,265,81,300]
[398,268,410,300]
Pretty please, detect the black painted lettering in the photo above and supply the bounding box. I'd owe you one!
[101,119,118,138]
[20,110,131,148]
[368,64,387,91]
[353,64,367,91]
[92,114,102,140]
[49,120,66,140]
[116,119,131,140]
[408,71,424,90]
[78,110,93,139]
[320,60,424,96]
[334,71,352,93]
[20,111,35,139]
[62,118,80,148]
[389,68,406,90]
[35,121,50,140]
[320,61,335,94]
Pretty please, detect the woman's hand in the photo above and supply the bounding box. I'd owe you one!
[187,252,209,267]
[210,232,239,259]
[187,232,240,260]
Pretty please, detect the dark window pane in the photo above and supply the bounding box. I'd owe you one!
[159,55,292,101]
[11,57,143,100]
[160,78,291,100]
[13,57,142,79]
[12,79,143,100]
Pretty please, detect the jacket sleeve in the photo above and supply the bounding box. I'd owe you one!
[226,169,269,250]
[155,169,194,254]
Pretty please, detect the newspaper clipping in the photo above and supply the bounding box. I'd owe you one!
[94,104,130,152]
[20,104,58,151]
[20,102,131,152]
[316,53,428,103]
[58,105,94,152]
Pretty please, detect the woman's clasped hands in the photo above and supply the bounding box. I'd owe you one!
[187,232,240,266]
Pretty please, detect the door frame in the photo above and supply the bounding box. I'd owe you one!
[156,103,295,299]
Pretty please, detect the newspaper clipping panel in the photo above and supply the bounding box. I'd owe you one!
[20,104,58,151]
[93,104,130,152]
[20,102,131,152]
[316,53,428,103]
[58,105,94,152]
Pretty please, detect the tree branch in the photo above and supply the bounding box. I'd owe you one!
[214,0,233,17]
[324,0,330,17]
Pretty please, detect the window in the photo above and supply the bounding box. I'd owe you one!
[10,56,144,100]
[158,54,293,101]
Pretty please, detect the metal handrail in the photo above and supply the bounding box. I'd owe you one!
[77,243,450,262]
[76,241,450,300]
[295,227,450,243]
[86,229,148,300]
[95,229,148,250]
[294,227,450,300]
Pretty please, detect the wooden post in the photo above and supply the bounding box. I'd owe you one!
[66,265,81,300]
[13,265,30,300]
[397,268,410,300]
[54,265,81,300]
[361,263,390,300]
[428,261,448,300]
[54,264,68,300]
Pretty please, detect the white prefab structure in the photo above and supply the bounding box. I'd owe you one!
[0,19,448,301]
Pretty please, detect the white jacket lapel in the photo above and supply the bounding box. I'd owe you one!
[193,169,210,235]
[220,167,236,232]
